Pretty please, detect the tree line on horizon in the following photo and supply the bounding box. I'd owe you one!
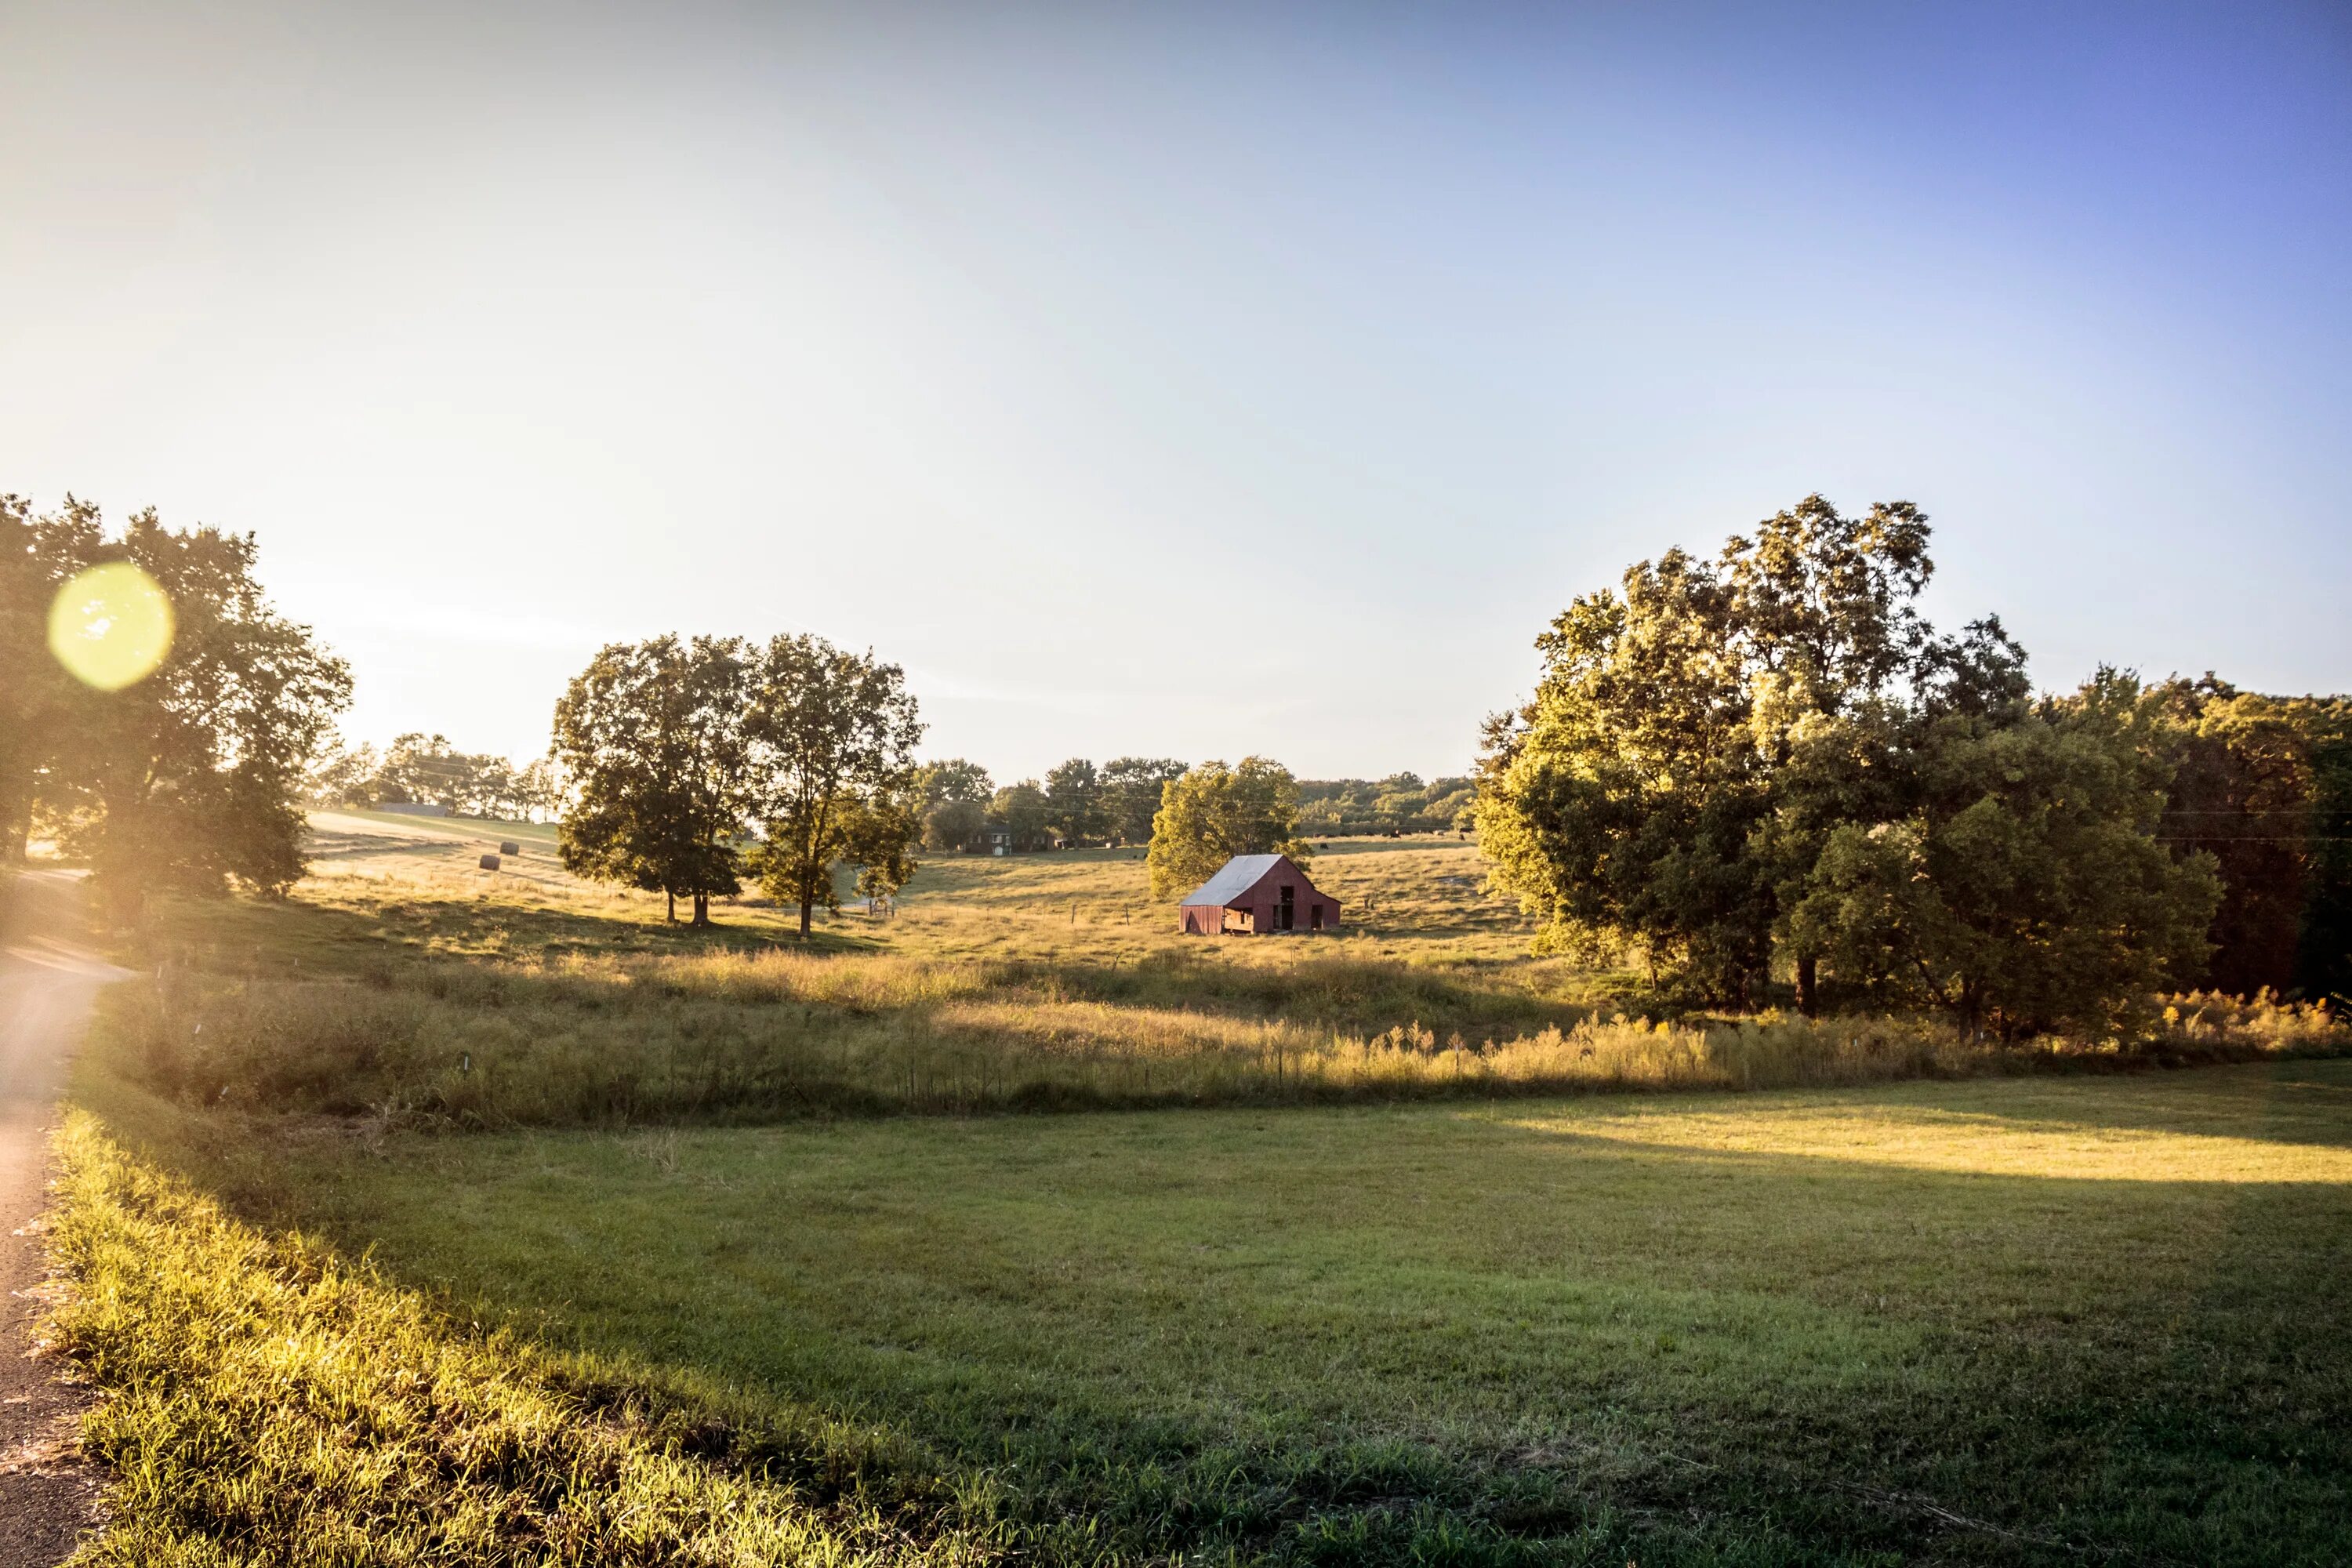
[1473,495,2351,1034]
[308,733,568,822]
[920,753,1319,897]
[1297,774,1474,837]
[296,685,1450,923]
[913,763,1474,851]
[912,756,1188,853]
[311,738,1472,854]
[539,629,1325,928]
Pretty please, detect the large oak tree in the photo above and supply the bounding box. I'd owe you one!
[552,635,753,926]
[1102,757,1187,846]
[2,495,99,864]
[2150,678,2352,1000]
[1786,672,2220,1036]
[1044,757,1106,845]
[742,633,924,937]
[1475,495,2217,1025]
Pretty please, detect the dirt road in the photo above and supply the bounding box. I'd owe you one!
[0,873,122,1566]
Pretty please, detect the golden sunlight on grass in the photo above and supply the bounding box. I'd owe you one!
[1503,1074,2352,1183]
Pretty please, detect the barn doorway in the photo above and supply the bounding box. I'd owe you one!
[1279,885,1295,931]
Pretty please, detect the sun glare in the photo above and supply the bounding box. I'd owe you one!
[48,561,175,691]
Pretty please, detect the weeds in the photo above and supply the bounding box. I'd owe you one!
[106,942,2347,1127]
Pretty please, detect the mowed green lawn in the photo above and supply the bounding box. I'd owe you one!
[170,1059,2352,1564]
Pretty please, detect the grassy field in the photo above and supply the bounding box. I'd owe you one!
[38,815,2352,1564]
[114,816,2339,1127]
[296,813,1543,958]
[57,1059,2352,1565]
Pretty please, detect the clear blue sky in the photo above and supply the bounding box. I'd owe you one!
[4,1,2346,782]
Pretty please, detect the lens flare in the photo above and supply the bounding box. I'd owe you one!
[48,562,176,691]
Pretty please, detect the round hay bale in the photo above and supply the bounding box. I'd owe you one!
[499,840,520,855]
[479,853,502,871]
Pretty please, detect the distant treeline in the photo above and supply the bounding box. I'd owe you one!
[1296,775,1473,837]
[308,734,565,822]
[911,760,1472,852]
[916,758,1184,851]
[2154,678,2352,1002]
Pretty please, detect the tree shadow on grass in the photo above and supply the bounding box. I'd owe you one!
[137,887,889,975]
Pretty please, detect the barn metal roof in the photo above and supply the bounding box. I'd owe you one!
[1179,853,1290,906]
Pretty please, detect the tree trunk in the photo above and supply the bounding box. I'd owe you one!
[691,891,710,927]
[1958,983,1984,1044]
[799,893,814,938]
[1,772,27,865]
[1795,954,1818,1018]
[666,890,676,924]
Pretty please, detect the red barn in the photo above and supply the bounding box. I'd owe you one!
[1178,854,1342,935]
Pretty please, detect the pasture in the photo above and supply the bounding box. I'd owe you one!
[297,811,1534,960]
[122,816,2336,1125]
[42,814,2352,1565]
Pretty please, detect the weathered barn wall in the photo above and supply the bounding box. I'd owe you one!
[1178,855,1342,935]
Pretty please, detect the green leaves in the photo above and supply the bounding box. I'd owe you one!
[1102,757,1187,845]
[1145,757,1311,901]
[553,635,753,924]
[554,633,925,931]
[1476,495,2213,1027]
[742,633,924,934]
[1042,757,1105,844]
[1793,681,2222,1035]
[2152,677,2352,1001]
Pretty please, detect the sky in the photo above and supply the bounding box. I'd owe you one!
[3,0,2347,784]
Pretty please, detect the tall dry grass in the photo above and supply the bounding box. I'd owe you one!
[103,941,2349,1127]
[2153,990,2345,1051]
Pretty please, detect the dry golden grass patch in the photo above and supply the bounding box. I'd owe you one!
[93,816,2342,1128]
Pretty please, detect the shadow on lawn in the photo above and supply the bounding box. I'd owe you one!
[135,886,887,976]
[113,1082,2352,1568]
